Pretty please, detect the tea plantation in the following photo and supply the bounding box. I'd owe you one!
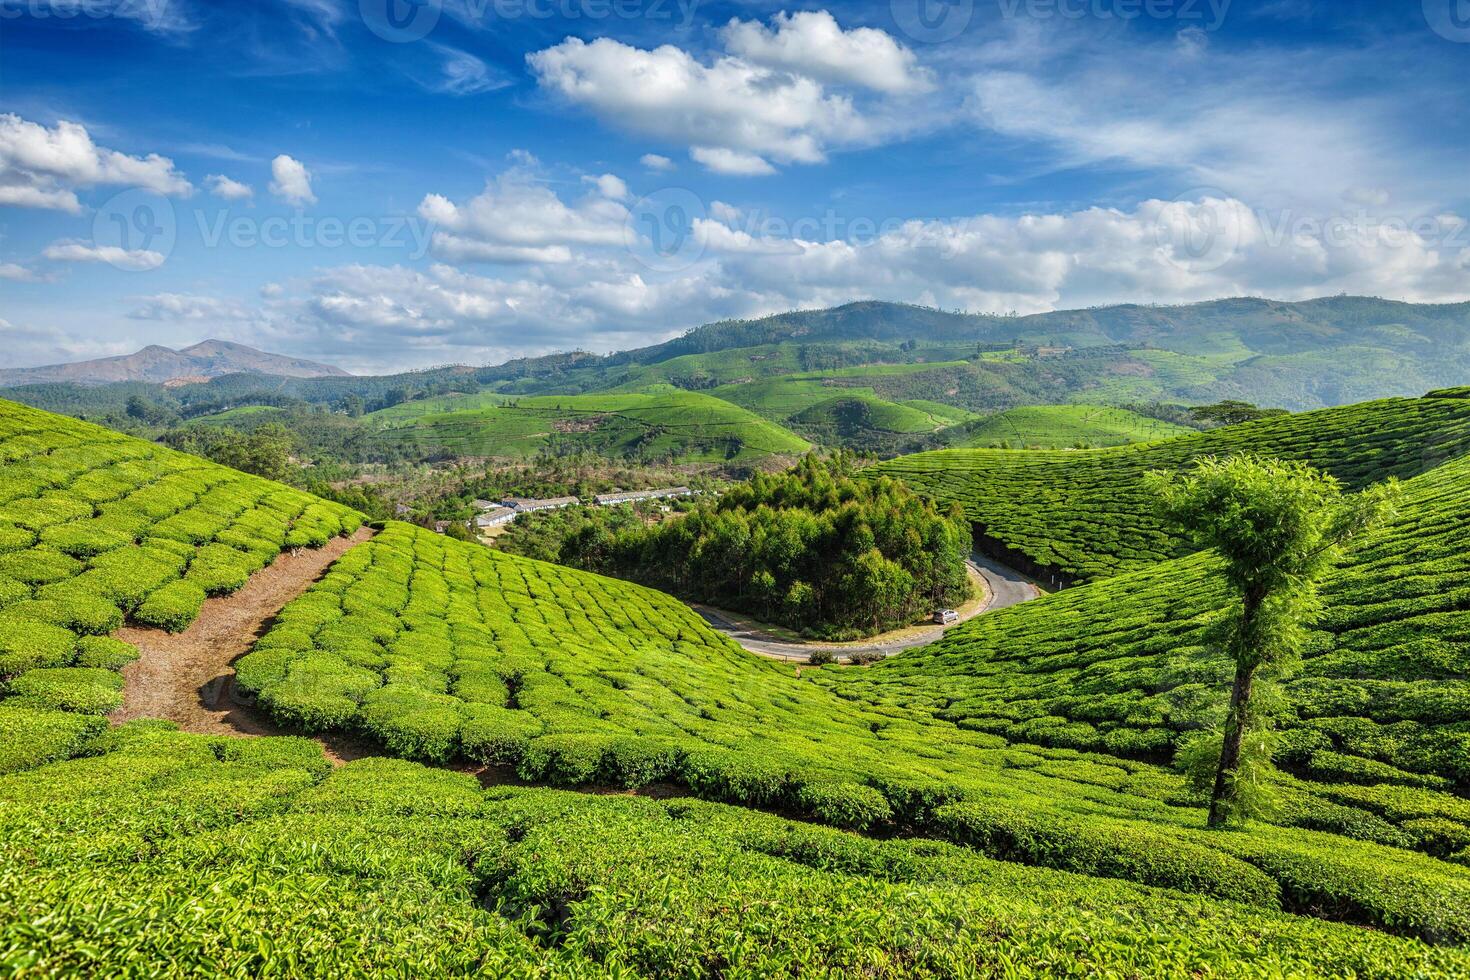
[876,390,1470,582]
[5,395,1470,972]
[6,726,1470,976]
[0,397,361,770]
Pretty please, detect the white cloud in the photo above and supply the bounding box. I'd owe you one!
[0,262,44,282]
[0,321,135,368]
[528,36,879,175]
[0,114,192,213]
[430,44,510,96]
[206,174,254,201]
[42,241,165,272]
[584,173,629,200]
[128,293,257,321]
[640,153,675,172]
[417,170,628,264]
[720,11,930,94]
[690,147,777,176]
[269,154,316,206]
[709,200,742,224]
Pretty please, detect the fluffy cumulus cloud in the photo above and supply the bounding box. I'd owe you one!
[241,191,1470,371]
[417,170,629,264]
[720,11,930,94]
[268,154,316,206]
[527,25,921,176]
[640,153,675,172]
[0,114,192,213]
[206,174,254,201]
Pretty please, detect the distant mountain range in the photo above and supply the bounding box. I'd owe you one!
[0,340,350,387]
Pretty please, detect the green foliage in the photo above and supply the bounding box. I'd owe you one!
[557,453,972,639]
[1149,455,1399,826]
[948,405,1195,449]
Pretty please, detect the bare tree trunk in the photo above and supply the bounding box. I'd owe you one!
[1208,585,1265,829]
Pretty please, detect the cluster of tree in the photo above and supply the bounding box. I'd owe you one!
[161,423,297,483]
[553,453,973,640]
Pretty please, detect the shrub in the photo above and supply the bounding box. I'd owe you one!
[930,801,1281,909]
[797,780,894,831]
[0,703,106,773]
[0,548,82,586]
[460,705,543,766]
[4,667,125,714]
[359,686,463,763]
[0,615,77,677]
[134,581,207,633]
[74,635,140,670]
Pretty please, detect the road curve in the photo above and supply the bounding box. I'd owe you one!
[693,552,1041,662]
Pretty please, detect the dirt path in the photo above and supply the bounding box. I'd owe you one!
[111,527,376,761]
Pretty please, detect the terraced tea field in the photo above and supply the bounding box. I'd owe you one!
[877,390,1470,582]
[0,398,361,771]
[368,386,810,463]
[946,405,1195,448]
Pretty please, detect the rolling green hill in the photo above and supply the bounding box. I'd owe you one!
[368,387,811,463]
[5,397,1470,970]
[944,405,1195,448]
[14,298,1470,437]
[828,443,1470,847]
[876,391,1470,583]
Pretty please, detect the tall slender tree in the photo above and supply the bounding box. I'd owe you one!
[1147,456,1399,827]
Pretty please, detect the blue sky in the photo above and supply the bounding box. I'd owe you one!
[2,0,1469,372]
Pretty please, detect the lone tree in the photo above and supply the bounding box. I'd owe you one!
[1147,456,1399,827]
[1189,400,1289,427]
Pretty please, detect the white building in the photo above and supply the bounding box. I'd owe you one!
[476,507,519,529]
[593,487,693,506]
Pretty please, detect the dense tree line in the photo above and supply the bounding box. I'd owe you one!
[556,454,972,639]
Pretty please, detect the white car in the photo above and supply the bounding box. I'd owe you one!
[933,609,960,625]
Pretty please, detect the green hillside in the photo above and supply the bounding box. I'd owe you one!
[368,387,810,463]
[6,397,1470,969]
[833,447,1470,802]
[877,391,1470,583]
[0,397,361,768]
[219,488,1470,946]
[947,405,1195,448]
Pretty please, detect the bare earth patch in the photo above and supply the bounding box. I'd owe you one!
[111,526,376,762]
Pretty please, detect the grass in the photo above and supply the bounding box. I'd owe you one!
[369,387,810,463]
[947,405,1195,448]
[876,392,1470,583]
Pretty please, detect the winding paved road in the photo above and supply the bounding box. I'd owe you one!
[693,552,1041,662]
